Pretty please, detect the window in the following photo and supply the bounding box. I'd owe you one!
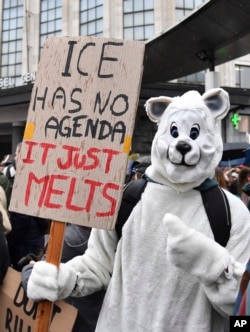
[123,0,154,41]
[80,0,103,37]
[1,0,23,87]
[235,65,250,89]
[39,0,62,54]
[177,71,205,84]
[175,0,205,21]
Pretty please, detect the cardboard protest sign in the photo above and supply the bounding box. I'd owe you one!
[9,36,145,230]
[0,267,77,331]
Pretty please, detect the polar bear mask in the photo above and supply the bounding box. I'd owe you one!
[145,88,230,192]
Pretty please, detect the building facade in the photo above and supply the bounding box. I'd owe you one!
[0,0,250,160]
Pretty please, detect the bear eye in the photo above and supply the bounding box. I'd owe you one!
[170,122,179,138]
[190,124,200,140]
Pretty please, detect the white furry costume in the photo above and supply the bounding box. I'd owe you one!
[27,88,250,332]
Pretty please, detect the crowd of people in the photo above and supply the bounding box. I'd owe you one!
[1,144,250,330]
[218,165,250,209]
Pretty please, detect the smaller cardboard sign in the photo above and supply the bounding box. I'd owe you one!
[0,267,77,332]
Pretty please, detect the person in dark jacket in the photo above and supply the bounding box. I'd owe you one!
[7,213,49,271]
[6,141,49,271]
[0,211,10,284]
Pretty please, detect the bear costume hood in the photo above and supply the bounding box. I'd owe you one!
[145,88,230,192]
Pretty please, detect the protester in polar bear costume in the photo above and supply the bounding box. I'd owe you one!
[26,88,250,332]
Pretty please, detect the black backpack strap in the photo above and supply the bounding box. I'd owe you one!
[116,177,231,247]
[115,177,148,239]
[200,184,231,247]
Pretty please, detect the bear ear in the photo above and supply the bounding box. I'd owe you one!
[202,88,230,120]
[145,96,173,123]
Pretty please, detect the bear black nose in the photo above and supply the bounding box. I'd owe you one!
[176,141,191,155]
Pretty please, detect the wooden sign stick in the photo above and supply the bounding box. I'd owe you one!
[34,220,66,332]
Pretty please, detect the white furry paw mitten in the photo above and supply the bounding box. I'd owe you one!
[163,213,232,285]
[27,261,77,302]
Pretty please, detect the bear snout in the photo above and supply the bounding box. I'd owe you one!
[176,141,192,155]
